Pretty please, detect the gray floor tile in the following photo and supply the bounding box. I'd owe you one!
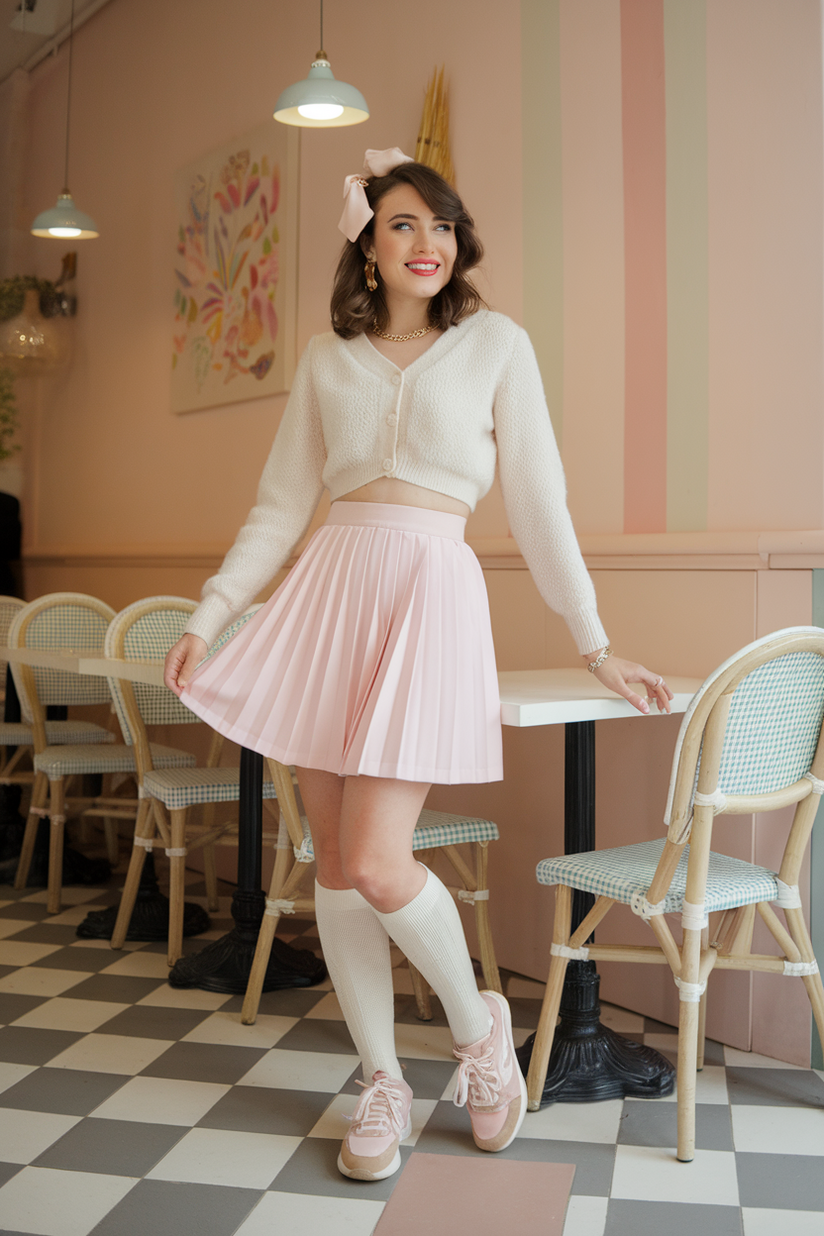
[0,965,16,979]
[618,1100,733,1151]
[9,923,79,946]
[221,987,328,1019]
[196,1085,333,1136]
[736,1151,824,1210]
[88,1178,263,1236]
[726,1067,824,1108]
[0,902,51,921]
[337,1057,456,1100]
[30,946,122,972]
[274,1017,357,1055]
[95,1004,212,1040]
[34,1116,186,1176]
[642,1016,677,1036]
[605,1199,742,1235]
[270,1135,410,1200]
[0,1025,83,1065]
[0,1161,23,1188]
[64,974,167,1003]
[0,993,47,1024]
[0,1067,130,1114]
[140,1041,269,1084]
[702,1038,725,1066]
[393,993,449,1027]
[414,1102,615,1194]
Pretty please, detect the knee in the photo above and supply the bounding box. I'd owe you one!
[340,854,394,908]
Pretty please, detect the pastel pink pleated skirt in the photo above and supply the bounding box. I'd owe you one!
[181,502,503,784]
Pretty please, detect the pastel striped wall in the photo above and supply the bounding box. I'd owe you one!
[521,0,823,536]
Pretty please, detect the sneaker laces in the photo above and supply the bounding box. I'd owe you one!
[453,1035,500,1109]
[347,1075,408,1138]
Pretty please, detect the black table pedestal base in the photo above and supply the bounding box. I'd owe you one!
[516,960,675,1104]
[167,887,326,994]
[76,853,211,941]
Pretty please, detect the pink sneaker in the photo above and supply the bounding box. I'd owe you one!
[452,990,527,1152]
[337,1071,413,1181]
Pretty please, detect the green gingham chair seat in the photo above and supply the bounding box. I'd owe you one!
[34,743,196,780]
[0,720,115,748]
[537,838,784,916]
[8,596,115,714]
[286,808,499,863]
[142,765,277,811]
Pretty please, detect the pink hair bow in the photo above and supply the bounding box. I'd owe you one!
[338,147,414,243]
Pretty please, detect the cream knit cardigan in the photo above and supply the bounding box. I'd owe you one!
[186,310,608,655]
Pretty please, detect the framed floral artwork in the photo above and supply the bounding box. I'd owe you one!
[171,123,298,414]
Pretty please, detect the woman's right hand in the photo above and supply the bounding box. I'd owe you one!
[164,634,207,696]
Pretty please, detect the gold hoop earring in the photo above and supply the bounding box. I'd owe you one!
[364,259,378,293]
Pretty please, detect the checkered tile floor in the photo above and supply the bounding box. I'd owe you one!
[1,872,824,1236]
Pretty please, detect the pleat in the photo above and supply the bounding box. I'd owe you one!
[181,504,503,784]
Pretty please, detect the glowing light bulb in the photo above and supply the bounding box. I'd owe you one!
[297,102,344,120]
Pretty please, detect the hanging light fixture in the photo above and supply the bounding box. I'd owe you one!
[31,0,99,239]
[274,0,369,128]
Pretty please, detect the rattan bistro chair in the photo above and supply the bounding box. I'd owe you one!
[11,593,197,914]
[106,598,277,965]
[527,628,824,1163]
[241,756,502,1024]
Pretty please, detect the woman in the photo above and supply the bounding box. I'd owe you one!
[165,147,672,1182]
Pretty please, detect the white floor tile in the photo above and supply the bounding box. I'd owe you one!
[239,1048,358,1093]
[393,1022,455,1061]
[306,1093,437,1147]
[88,1075,232,1125]
[507,976,547,1000]
[99,951,173,977]
[0,918,36,940]
[642,1033,678,1058]
[742,1207,824,1235]
[600,1004,645,1034]
[24,887,103,906]
[11,997,129,1033]
[724,1046,804,1069]
[0,940,63,967]
[731,1104,824,1155]
[643,1064,729,1106]
[611,1145,740,1205]
[137,984,231,1010]
[562,1195,608,1236]
[516,1098,624,1143]
[0,1166,137,1236]
[440,1066,460,1100]
[41,904,108,926]
[0,967,91,997]
[47,1032,174,1075]
[146,1127,302,1189]
[236,1191,385,1236]
[303,992,347,1020]
[0,1061,37,1094]
[180,1011,297,1048]
[0,1108,81,1163]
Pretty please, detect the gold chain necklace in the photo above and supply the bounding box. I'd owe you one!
[371,320,435,343]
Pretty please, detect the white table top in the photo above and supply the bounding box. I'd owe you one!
[497,668,702,727]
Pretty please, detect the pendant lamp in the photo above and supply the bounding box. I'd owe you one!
[31,0,99,239]
[274,0,369,128]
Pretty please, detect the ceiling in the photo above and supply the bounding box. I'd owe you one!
[0,0,111,86]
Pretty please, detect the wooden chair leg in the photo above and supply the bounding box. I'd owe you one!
[111,798,153,950]
[103,817,120,867]
[241,852,309,1025]
[527,884,572,1111]
[409,962,433,1021]
[474,840,502,995]
[46,778,66,915]
[696,988,708,1073]
[167,807,187,966]
[14,771,48,891]
[675,927,702,1163]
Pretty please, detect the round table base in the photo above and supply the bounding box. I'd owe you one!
[516,960,675,1104]
[76,897,211,942]
[167,929,326,994]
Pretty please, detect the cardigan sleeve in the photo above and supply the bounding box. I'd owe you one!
[493,327,609,656]
[184,338,327,647]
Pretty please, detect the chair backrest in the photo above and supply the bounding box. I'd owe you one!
[8,593,116,727]
[104,597,199,763]
[663,627,824,844]
[0,595,25,676]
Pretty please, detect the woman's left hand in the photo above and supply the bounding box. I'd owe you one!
[581,651,674,715]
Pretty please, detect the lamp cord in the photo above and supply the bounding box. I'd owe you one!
[63,0,75,193]
[320,0,323,52]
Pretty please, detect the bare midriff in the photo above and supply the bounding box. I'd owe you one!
[337,477,470,518]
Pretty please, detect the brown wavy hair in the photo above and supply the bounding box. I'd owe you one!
[331,162,485,339]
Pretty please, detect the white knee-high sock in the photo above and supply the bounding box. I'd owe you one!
[374,867,492,1047]
[313,881,403,1082]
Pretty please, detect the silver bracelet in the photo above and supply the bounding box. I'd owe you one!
[587,644,613,674]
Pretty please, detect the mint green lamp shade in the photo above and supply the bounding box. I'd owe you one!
[274,55,369,127]
[31,192,99,240]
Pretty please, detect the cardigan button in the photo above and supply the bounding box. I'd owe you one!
[386,413,398,426]
[391,374,401,385]
[382,458,394,472]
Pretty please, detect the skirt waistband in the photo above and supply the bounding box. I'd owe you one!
[327,501,466,541]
